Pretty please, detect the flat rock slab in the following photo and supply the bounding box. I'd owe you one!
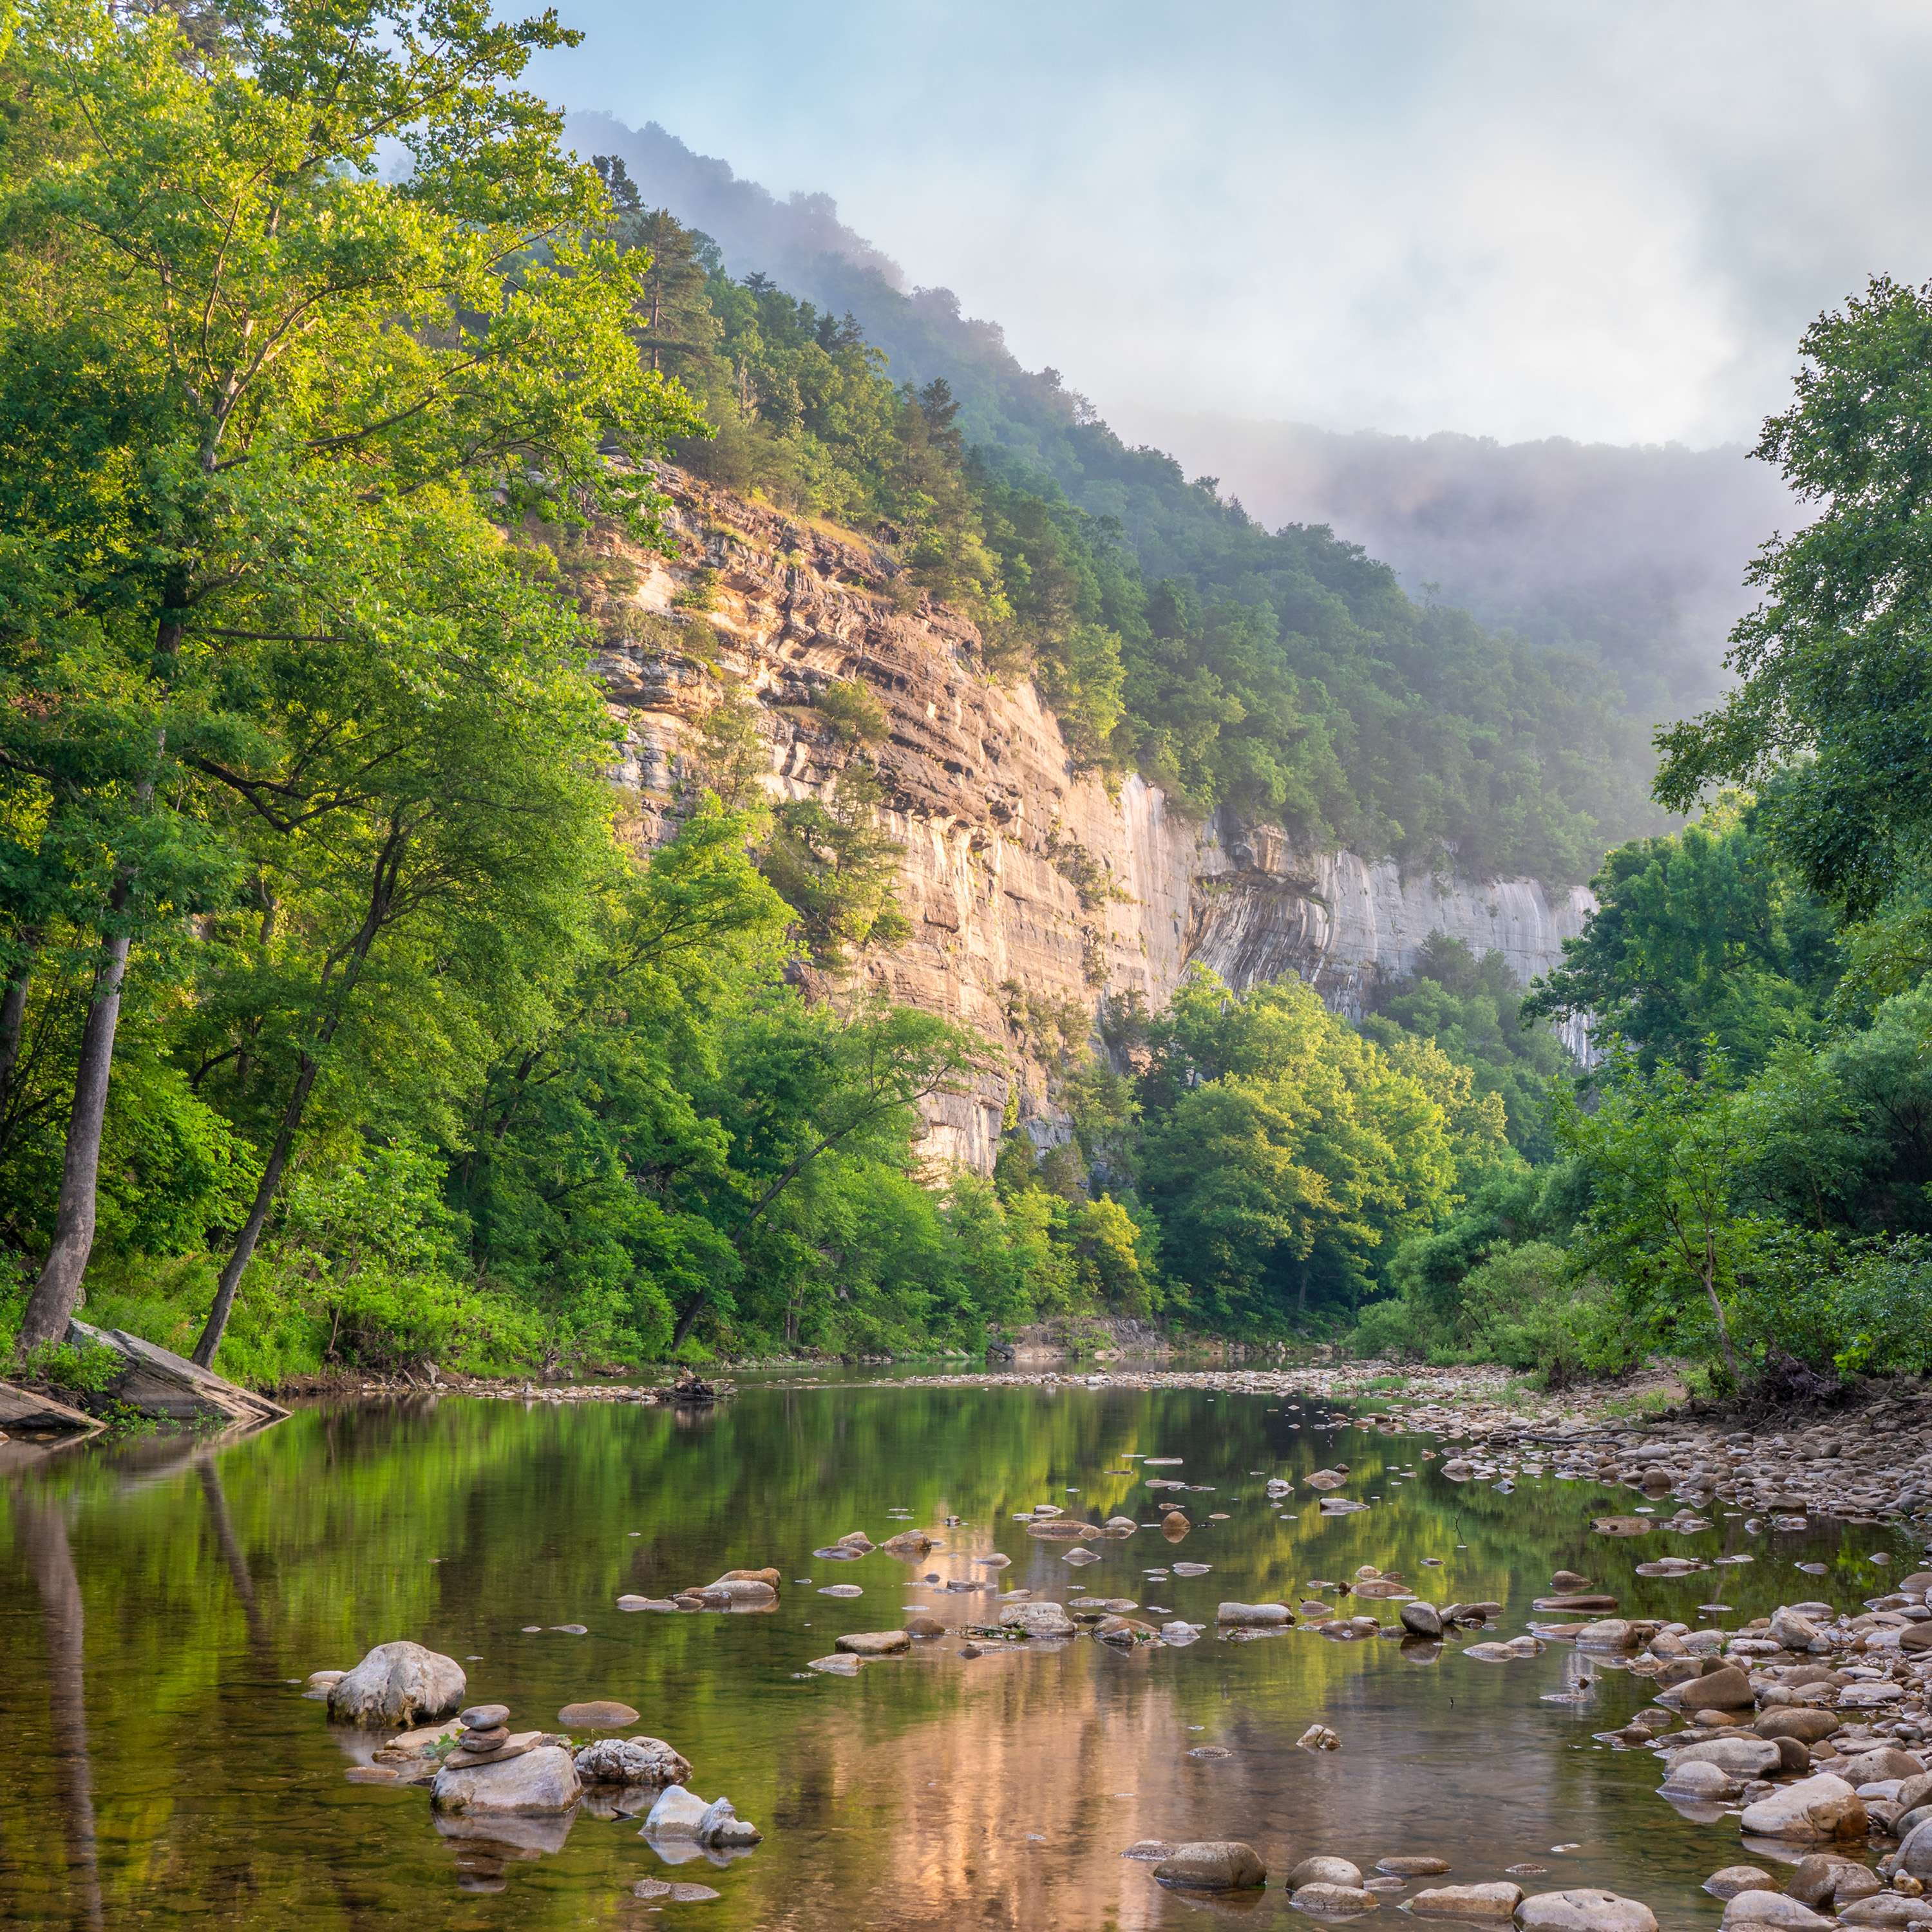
[633,1880,720,1902]
[430,1743,580,1815]
[0,1379,103,1435]
[1409,1882,1524,1918]
[835,1631,909,1656]
[66,1319,287,1425]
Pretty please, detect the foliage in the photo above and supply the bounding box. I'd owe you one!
[1365,934,1570,1160]
[1528,803,1841,1075]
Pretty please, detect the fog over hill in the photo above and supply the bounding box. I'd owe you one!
[567,109,1796,719]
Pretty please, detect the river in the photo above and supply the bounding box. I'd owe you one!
[0,1378,1911,1929]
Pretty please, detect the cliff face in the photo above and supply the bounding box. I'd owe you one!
[587,475,1593,1170]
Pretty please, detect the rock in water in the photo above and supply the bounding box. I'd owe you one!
[1517,1890,1659,1932]
[558,1700,639,1729]
[1409,1883,1524,1918]
[1401,1601,1444,1637]
[1705,1870,1777,1900]
[327,1642,466,1726]
[1839,1900,1932,1927]
[1721,1895,1834,1930]
[641,1785,712,1838]
[695,1795,761,1847]
[998,1601,1075,1638]
[1738,1774,1868,1843]
[1216,1602,1291,1625]
[1288,1857,1365,1889]
[834,1630,910,1656]
[1153,1842,1267,1890]
[430,1744,580,1815]
[573,1738,691,1786]
[1294,1882,1379,1913]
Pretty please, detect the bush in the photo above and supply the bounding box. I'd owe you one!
[1350,1296,1430,1361]
[813,678,889,745]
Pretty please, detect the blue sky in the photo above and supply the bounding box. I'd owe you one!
[524,1,1932,446]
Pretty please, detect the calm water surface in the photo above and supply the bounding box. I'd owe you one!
[0,1381,1915,1930]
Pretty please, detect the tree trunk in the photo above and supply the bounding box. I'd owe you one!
[14,928,131,1359]
[0,947,31,1117]
[191,1052,319,1368]
[191,820,407,1368]
[1702,1258,1741,1388]
[671,1290,705,1353]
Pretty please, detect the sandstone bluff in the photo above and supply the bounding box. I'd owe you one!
[582,474,1593,1169]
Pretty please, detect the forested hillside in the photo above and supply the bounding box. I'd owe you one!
[573,118,1671,885]
[569,111,1777,745]
[8,0,1927,1401]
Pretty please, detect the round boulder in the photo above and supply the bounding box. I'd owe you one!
[1153,1841,1267,1891]
[327,1641,466,1727]
[1289,1858,1366,1889]
[1739,1774,1869,1844]
[1516,1888,1659,1932]
[1705,1869,1777,1900]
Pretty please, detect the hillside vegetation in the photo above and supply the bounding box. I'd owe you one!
[6,0,1929,1402]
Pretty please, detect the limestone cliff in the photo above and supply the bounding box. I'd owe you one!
[583,474,1593,1170]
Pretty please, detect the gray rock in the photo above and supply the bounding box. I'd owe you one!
[1899,1821,1932,1882]
[1705,1868,1777,1900]
[1720,1894,1834,1930]
[695,1795,761,1847]
[457,1703,510,1730]
[1294,1882,1380,1914]
[1289,1858,1366,1889]
[1153,1841,1267,1890]
[1216,1601,1291,1625]
[1516,1888,1659,1932]
[573,1738,691,1786]
[835,1630,910,1656]
[1839,1899,1932,1927]
[1739,1774,1870,1843]
[1401,1601,1444,1638]
[998,1601,1075,1638]
[430,1743,580,1816]
[1410,1882,1522,1918]
[641,1784,712,1838]
[327,1642,466,1727]
[1670,1738,1784,1778]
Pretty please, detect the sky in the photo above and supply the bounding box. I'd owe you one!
[526,0,1932,447]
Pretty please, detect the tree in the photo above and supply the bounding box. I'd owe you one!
[1137,971,1482,1328]
[1656,276,1932,922]
[1526,806,1840,1076]
[1559,1051,1756,1386]
[0,0,701,1357]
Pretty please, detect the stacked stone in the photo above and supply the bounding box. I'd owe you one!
[443,1703,532,1770]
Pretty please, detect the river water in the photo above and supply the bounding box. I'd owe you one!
[0,1379,1915,1929]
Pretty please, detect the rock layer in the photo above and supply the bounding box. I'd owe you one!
[586,476,1593,1170]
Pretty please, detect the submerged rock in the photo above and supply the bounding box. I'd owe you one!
[557,1700,638,1729]
[1409,1882,1522,1918]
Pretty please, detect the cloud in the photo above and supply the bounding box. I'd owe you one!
[529,0,1932,444]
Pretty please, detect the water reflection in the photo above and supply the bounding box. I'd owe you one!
[0,1383,1919,1930]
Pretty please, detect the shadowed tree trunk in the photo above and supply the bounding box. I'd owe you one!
[14,918,131,1359]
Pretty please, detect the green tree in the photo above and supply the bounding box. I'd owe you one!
[0,0,699,1356]
[1526,806,1840,1075]
[1656,276,1932,922]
